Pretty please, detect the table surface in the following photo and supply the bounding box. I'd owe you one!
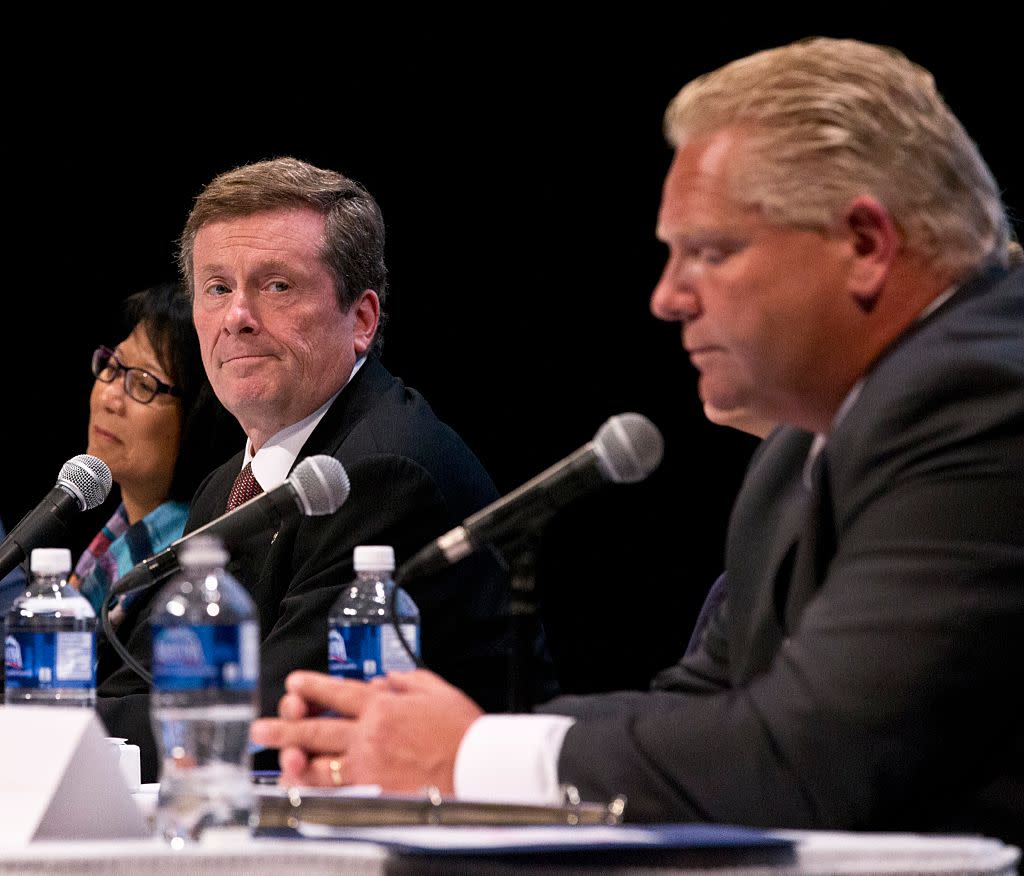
[0,829,1019,876]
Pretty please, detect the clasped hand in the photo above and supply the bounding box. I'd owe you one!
[250,669,483,793]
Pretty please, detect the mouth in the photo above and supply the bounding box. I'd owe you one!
[685,346,723,361]
[221,353,273,367]
[91,426,122,445]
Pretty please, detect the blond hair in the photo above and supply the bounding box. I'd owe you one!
[665,38,1011,279]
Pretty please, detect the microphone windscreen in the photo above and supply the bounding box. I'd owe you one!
[58,454,113,510]
[593,413,664,484]
[290,455,351,515]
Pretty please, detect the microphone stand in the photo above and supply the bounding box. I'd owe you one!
[502,533,543,714]
[393,533,545,714]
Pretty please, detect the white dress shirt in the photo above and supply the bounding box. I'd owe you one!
[241,357,365,491]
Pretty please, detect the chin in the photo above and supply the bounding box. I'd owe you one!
[88,449,121,484]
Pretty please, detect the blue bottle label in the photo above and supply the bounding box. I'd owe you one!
[4,632,95,690]
[328,623,418,679]
[152,621,258,691]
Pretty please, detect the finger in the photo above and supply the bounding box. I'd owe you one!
[278,746,311,784]
[277,688,337,720]
[284,671,374,716]
[382,667,448,693]
[279,692,310,720]
[250,718,282,748]
[380,670,419,692]
[251,716,355,754]
[280,749,348,788]
[309,754,349,788]
[367,674,390,690]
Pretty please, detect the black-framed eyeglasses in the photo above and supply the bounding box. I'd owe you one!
[91,346,181,405]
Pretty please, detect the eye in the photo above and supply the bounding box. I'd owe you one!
[694,245,729,265]
[205,283,232,296]
[267,280,291,293]
[130,370,160,400]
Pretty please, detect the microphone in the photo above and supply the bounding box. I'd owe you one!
[0,454,113,580]
[107,454,351,600]
[399,413,664,580]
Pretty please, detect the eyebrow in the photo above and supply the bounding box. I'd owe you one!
[656,225,747,246]
[113,346,168,380]
[196,259,306,279]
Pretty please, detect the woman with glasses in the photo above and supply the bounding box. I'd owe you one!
[73,281,240,620]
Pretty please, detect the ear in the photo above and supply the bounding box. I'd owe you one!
[351,289,381,355]
[843,195,899,313]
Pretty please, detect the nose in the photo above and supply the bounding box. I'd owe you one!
[96,373,128,412]
[223,289,260,335]
[650,258,701,323]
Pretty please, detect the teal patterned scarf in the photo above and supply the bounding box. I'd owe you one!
[71,501,188,614]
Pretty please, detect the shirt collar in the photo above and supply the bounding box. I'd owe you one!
[802,282,958,488]
[242,356,366,491]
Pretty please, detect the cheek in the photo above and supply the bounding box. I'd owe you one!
[159,411,183,456]
[192,311,218,352]
[87,383,103,422]
[288,315,338,363]
[138,409,182,468]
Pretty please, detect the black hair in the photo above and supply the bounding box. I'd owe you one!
[122,281,242,503]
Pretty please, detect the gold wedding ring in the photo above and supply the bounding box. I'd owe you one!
[329,758,344,787]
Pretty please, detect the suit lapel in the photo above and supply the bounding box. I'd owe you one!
[237,358,399,628]
[785,447,837,631]
[290,357,395,466]
[725,428,813,681]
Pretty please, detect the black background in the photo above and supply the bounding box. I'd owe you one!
[3,22,1020,696]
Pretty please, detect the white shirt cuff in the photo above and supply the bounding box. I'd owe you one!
[453,714,576,805]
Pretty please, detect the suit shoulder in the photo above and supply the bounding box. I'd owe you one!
[347,380,492,471]
[828,269,1024,513]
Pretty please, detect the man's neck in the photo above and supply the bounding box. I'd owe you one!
[243,356,368,453]
[800,264,957,433]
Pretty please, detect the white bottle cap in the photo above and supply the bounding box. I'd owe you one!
[30,547,72,575]
[178,534,229,568]
[353,545,395,572]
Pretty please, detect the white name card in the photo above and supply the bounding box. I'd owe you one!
[0,706,150,845]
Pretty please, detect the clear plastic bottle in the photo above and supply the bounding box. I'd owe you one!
[328,545,420,680]
[149,535,259,844]
[4,547,96,707]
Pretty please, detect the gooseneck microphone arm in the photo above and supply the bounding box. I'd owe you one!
[396,413,664,582]
[100,597,152,686]
[106,455,352,602]
[390,413,665,710]
[99,455,351,686]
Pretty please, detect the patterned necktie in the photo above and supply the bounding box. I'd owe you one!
[226,462,263,511]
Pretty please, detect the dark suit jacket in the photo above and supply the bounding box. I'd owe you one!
[545,263,1024,843]
[97,357,553,780]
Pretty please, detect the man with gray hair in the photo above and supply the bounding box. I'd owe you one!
[253,40,1023,842]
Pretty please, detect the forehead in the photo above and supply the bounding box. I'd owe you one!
[193,206,327,268]
[657,129,757,238]
[117,324,163,369]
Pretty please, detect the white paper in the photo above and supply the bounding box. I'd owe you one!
[0,706,150,845]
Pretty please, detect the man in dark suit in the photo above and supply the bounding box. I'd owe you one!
[252,40,1023,842]
[96,158,550,782]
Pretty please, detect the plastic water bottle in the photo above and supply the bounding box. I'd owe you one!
[4,548,96,706]
[328,545,420,680]
[149,535,259,844]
